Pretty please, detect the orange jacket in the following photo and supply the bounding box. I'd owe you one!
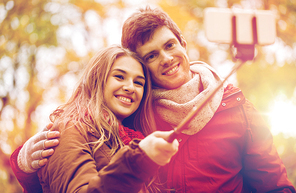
[10,122,157,193]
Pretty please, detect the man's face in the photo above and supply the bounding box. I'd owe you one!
[136,26,191,90]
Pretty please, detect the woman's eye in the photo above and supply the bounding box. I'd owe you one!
[114,75,124,80]
[135,81,144,86]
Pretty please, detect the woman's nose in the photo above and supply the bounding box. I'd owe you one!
[122,80,135,93]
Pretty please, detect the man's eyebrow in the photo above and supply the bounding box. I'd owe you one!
[142,50,156,60]
[142,38,176,59]
[164,38,176,45]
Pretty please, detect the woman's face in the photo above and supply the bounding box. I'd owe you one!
[104,56,146,122]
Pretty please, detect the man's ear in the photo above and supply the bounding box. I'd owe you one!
[181,35,187,49]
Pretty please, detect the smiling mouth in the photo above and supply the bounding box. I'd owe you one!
[163,65,178,75]
[117,96,132,103]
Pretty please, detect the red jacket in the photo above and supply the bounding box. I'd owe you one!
[10,84,296,192]
[10,145,42,193]
[156,84,296,192]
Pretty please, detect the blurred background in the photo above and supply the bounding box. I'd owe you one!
[0,0,295,192]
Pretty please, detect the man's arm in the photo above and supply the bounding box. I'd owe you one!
[10,123,60,193]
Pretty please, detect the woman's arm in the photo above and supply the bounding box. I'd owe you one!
[38,122,178,193]
[89,130,179,192]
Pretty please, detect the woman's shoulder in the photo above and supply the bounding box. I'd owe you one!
[51,120,91,140]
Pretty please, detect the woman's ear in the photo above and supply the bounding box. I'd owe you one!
[181,35,187,49]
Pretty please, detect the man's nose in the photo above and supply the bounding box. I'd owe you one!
[159,50,173,66]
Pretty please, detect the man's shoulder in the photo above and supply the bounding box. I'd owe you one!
[216,84,245,113]
[223,84,243,98]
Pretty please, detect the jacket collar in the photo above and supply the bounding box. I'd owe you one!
[216,84,245,113]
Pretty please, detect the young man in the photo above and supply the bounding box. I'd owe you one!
[11,6,296,193]
[121,6,295,193]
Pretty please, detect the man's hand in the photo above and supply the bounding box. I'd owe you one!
[17,123,60,173]
[139,130,179,166]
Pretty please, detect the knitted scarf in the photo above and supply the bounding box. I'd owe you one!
[119,124,144,145]
[152,61,224,135]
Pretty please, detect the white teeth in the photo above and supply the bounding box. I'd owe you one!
[118,96,131,103]
[165,66,178,75]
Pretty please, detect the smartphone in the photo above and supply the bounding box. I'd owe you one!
[204,8,276,46]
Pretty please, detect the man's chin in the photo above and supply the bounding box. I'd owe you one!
[157,82,182,90]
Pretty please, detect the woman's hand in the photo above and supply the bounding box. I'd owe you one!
[139,130,179,166]
[17,123,60,173]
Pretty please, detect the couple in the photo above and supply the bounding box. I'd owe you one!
[11,6,295,193]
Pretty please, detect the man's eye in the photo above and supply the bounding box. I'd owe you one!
[167,42,175,49]
[147,54,155,60]
[145,54,157,63]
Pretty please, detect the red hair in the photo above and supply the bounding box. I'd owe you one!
[121,6,185,52]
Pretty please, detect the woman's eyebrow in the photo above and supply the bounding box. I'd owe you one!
[113,68,145,80]
[137,75,145,80]
[112,68,126,73]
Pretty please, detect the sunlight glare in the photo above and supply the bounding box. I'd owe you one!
[268,99,296,138]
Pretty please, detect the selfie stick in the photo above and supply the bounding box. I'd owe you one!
[166,15,257,143]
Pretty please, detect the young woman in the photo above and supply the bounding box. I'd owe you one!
[11,45,179,193]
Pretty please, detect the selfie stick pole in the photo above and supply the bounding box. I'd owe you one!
[166,15,257,143]
[166,59,245,142]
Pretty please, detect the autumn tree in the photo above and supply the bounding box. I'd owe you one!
[1,0,295,191]
[0,0,129,191]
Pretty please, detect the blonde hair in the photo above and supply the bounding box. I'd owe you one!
[50,45,155,155]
